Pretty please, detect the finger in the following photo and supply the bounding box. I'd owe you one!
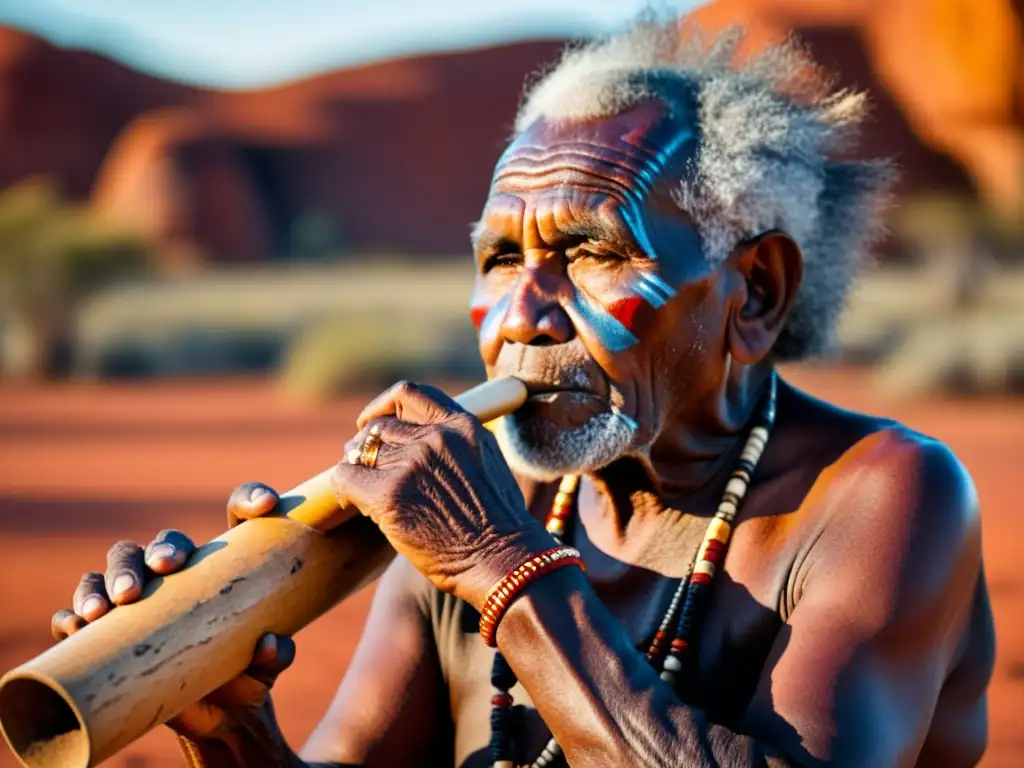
[227,482,279,527]
[345,418,424,466]
[104,540,145,605]
[356,380,463,429]
[247,633,297,687]
[330,458,385,521]
[168,701,228,739]
[72,571,111,622]
[341,421,391,464]
[51,609,87,641]
[144,529,196,575]
[205,673,270,710]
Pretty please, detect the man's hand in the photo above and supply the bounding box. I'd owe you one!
[332,381,555,611]
[49,483,297,749]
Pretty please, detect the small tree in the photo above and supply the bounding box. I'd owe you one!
[0,178,151,379]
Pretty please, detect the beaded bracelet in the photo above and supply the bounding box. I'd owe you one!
[478,546,585,647]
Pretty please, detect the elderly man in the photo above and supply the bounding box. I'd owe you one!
[52,21,994,768]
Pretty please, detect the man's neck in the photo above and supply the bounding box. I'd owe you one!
[584,366,775,536]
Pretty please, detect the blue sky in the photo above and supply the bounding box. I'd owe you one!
[0,0,705,89]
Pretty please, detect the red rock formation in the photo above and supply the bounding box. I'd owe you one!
[89,40,566,260]
[689,0,1024,211]
[92,109,275,264]
[0,27,193,198]
[0,0,1020,262]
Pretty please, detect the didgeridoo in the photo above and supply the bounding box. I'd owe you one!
[0,377,528,768]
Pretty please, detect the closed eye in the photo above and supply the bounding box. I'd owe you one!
[568,246,627,264]
[482,251,523,273]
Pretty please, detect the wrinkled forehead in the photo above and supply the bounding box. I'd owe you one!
[477,98,704,264]
[492,98,698,192]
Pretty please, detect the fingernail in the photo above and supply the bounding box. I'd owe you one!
[262,633,277,655]
[249,487,269,503]
[255,633,277,660]
[112,574,136,597]
[82,596,104,618]
[148,543,175,562]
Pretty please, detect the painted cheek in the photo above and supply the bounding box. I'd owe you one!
[572,292,639,353]
[597,270,675,346]
[470,293,511,339]
[606,296,657,339]
[470,305,489,330]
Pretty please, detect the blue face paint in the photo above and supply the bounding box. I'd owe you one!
[471,291,512,339]
[571,290,640,353]
[620,127,694,263]
[632,271,675,309]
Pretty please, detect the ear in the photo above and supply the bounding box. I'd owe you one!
[726,231,803,365]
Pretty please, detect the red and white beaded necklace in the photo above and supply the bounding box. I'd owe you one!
[488,373,778,768]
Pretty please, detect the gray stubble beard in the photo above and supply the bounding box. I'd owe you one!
[494,408,640,482]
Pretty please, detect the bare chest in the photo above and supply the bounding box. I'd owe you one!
[432,498,810,767]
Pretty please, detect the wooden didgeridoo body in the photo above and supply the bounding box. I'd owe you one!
[0,377,528,768]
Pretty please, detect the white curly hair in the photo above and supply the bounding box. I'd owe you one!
[512,16,897,360]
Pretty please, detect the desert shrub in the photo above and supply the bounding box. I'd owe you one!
[895,194,982,243]
[280,312,483,402]
[0,178,151,378]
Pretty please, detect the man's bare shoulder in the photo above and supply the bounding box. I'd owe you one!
[824,421,979,548]
[782,382,979,549]
[793,400,983,638]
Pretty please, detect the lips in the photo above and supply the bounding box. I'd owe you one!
[518,369,606,398]
[516,382,608,428]
[494,341,611,412]
[522,380,596,397]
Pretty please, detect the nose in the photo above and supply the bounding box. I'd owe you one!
[500,267,574,346]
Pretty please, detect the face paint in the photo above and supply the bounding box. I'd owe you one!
[470,305,489,330]
[479,121,693,353]
[573,269,676,352]
[576,127,690,350]
[470,292,511,338]
[619,126,694,263]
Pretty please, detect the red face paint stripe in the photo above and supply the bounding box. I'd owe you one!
[607,297,656,338]
[608,297,643,328]
[470,305,490,330]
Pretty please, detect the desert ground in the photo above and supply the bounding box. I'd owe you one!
[0,368,1021,767]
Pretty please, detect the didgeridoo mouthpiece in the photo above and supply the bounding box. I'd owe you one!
[0,377,527,768]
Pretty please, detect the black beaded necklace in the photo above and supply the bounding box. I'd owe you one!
[487,374,778,768]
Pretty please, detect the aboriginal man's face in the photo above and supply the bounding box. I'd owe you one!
[471,99,736,481]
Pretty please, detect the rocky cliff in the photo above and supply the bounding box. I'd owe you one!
[0,0,1020,261]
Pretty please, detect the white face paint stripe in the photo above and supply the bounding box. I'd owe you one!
[632,272,675,308]
[480,127,693,354]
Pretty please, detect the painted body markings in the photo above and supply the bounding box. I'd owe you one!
[618,127,694,266]
[470,292,511,338]
[470,305,489,330]
[605,271,675,334]
[474,125,697,353]
[571,291,640,352]
[571,269,675,352]
[585,127,693,351]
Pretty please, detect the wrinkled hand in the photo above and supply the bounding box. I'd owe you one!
[50,483,295,745]
[333,381,555,611]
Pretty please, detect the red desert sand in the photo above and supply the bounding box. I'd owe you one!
[0,368,1020,767]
